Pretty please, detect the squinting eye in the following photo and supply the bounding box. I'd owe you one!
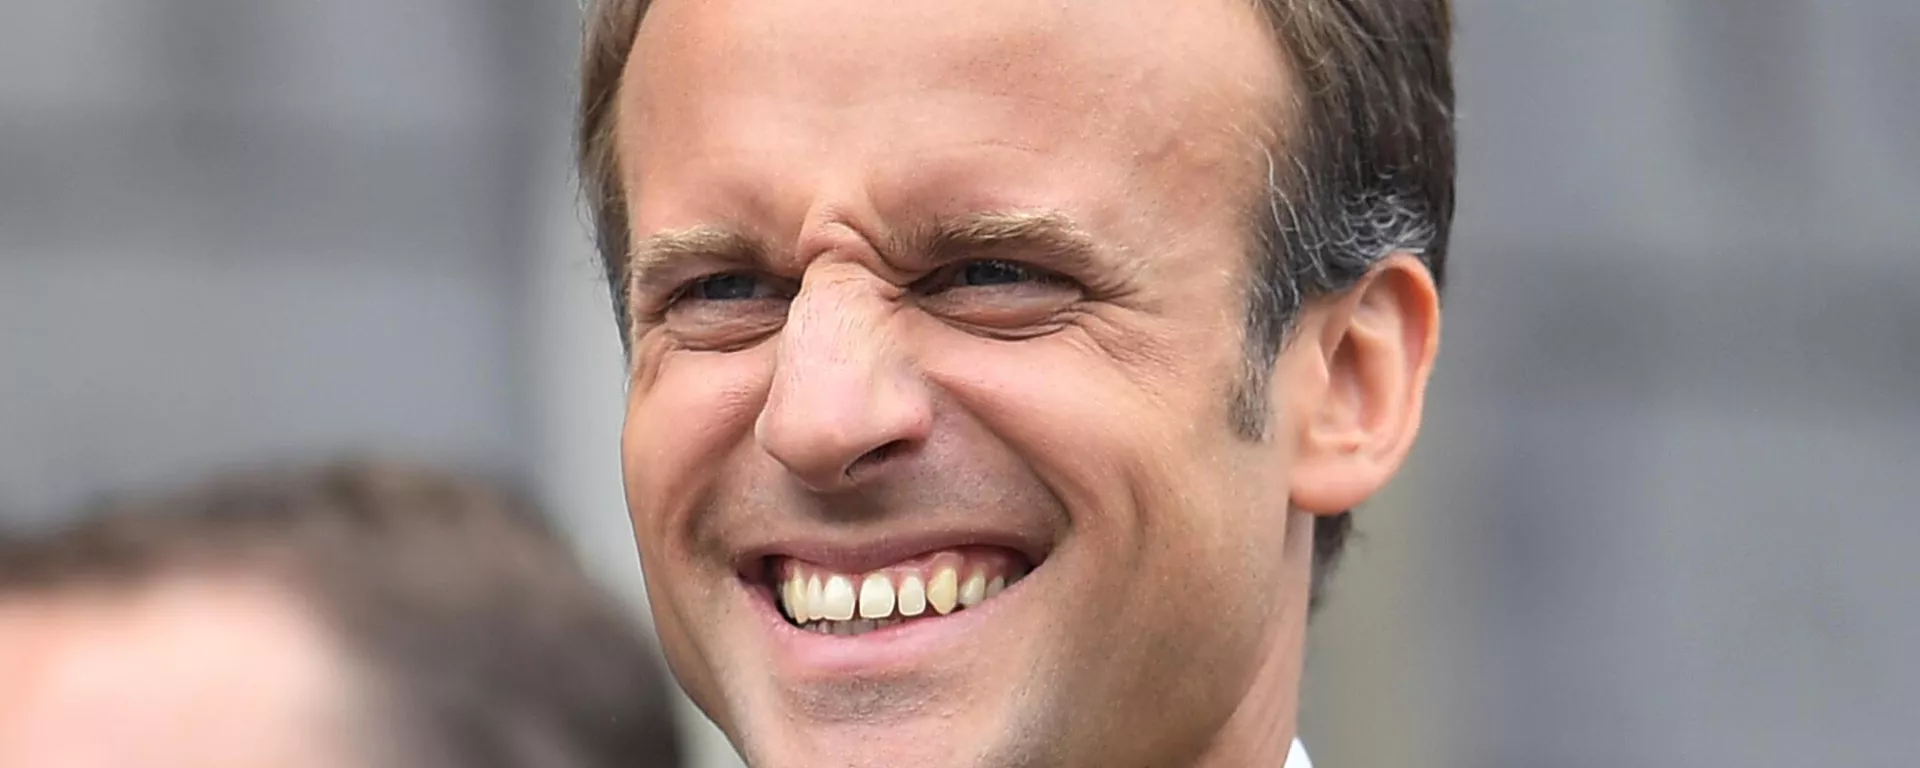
[916,259,1080,297]
[955,260,1039,287]
[681,272,780,302]
[912,257,1084,335]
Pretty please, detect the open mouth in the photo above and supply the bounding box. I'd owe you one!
[756,547,1035,637]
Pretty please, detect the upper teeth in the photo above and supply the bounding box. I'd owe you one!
[779,550,1023,634]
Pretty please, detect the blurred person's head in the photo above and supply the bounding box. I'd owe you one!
[578,0,1452,765]
[0,461,683,768]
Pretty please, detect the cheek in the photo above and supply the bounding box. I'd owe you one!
[621,347,773,556]
[923,324,1295,744]
[920,313,1255,544]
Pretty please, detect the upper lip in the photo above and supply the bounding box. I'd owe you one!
[734,527,1053,577]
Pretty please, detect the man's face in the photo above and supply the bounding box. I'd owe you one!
[616,0,1321,765]
[0,580,366,768]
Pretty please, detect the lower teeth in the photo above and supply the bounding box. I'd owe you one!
[803,615,913,636]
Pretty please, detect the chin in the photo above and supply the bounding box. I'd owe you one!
[733,725,1011,768]
[710,664,1043,768]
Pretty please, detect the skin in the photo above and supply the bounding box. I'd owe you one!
[614,0,1441,766]
[0,579,368,768]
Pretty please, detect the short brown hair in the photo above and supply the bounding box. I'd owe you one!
[0,460,684,768]
[575,0,1455,605]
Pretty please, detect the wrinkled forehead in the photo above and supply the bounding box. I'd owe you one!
[616,0,1292,195]
[633,0,1276,86]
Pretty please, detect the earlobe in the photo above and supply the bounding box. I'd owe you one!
[1287,253,1441,514]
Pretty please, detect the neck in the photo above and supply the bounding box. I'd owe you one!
[1192,512,1313,768]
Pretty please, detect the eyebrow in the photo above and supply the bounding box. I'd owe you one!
[913,210,1106,274]
[624,209,1111,292]
[625,226,765,295]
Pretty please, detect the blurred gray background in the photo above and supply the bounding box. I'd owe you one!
[2,1,1915,766]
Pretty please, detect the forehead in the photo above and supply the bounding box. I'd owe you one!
[618,0,1289,236]
[630,0,1276,96]
[0,580,360,768]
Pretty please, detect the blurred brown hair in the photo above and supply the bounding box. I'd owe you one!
[0,459,683,768]
[573,0,1455,605]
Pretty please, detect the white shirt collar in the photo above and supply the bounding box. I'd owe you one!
[1286,737,1313,768]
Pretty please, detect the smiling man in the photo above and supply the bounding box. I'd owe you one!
[577,0,1453,765]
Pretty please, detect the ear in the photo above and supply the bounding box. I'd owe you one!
[1283,253,1441,514]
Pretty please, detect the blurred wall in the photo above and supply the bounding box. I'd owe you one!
[1303,2,1920,767]
[0,0,542,521]
[3,2,1916,768]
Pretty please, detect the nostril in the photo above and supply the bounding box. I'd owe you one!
[845,439,912,480]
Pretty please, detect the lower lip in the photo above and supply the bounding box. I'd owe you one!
[744,574,1024,677]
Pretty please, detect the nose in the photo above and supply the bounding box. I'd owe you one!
[754,265,933,492]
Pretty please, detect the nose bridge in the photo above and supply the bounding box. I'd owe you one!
[785,267,886,375]
[756,265,930,490]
